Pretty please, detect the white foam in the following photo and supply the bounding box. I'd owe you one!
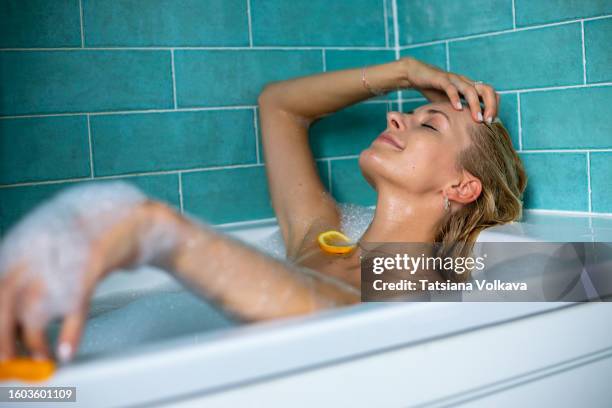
[0,181,149,327]
[256,203,375,258]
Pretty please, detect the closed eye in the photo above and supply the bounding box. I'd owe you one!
[421,123,438,131]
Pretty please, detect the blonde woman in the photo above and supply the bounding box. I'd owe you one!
[0,57,526,363]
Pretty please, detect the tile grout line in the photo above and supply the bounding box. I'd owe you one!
[516,148,612,153]
[397,13,612,49]
[586,152,592,213]
[391,0,402,112]
[511,0,516,29]
[580,20,587,84]
[246,0,253,47]
[253,107,260,163]
[321,49,326,71]
[0,99,402,120]
[171,49,178,109]
[517,93,523,151]
[0,14,610,53]
[86,114,94,178]
[78,0,85,47]
[383,0,389,49]
[327,160,333,194]
[0,163,267,189]
[1,81,611,121]
[178,172,184,213]
[444,41,450,71]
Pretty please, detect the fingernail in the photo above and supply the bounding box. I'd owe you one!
[477,112,483,122]
[455,102,462,110]
[57,343,72,364]
[486,116,493,124]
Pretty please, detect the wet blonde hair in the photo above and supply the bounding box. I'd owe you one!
[434,120,527,282]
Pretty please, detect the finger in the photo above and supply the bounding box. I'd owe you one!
[22,325,50,360]
[419,87,447,103]
[442,82,462,110]
[454,78,483,122]
[0,285,17,360]
[56,308,87,364]
[476,83,497,123]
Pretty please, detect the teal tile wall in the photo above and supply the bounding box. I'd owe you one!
[396,0,513,44]
[585,18,612,83]
[515,0,612,27]
[91,109,256,176]
[251,0,387,46]
[519,153,589,211]
[449,24,583,91]
[0,51,173,115]
[590,152,612,213]
[1,1,611,236]
[0,0,81,48]
[83,0,249,47]
[521,87,612,149]
[0,116,90,184]
[174,50,322,107]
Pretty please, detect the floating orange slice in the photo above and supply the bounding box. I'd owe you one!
[0,358,56,382]
[317,230,356,255]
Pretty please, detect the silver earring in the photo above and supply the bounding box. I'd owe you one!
[443,195,450,212]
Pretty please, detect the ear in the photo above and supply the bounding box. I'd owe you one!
[446,170,482,205]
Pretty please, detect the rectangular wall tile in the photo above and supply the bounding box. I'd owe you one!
[515,0,612,27]
[585,18,612,84]
[330,158,376,206]
[0,175,179,235]
[182,166,273,224]
[310,103,387,158]
[91,110,256,176]
[0,0,81,48]
[499,93,520,149]
[324,50,398,100]
[0,51,173,116]
[519,153,588,211]
[83,0,248,46]
[590,152,612,213]
[397,0,513,44]
[400,44,447,98]
[0,116,90,184]
[251,0,386,46]
[174,50,322,108]
[521,87,612,149]
[449,24,583,91]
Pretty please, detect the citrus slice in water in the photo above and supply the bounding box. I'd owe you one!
[0,358,56,382]
[317,230,356,255]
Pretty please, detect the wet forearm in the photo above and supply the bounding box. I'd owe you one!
[160,210,360,321]
[258,58,411,122]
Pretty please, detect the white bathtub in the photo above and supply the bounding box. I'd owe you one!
[6,211,612,407]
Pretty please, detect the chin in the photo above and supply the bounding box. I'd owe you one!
[358,148,382,189]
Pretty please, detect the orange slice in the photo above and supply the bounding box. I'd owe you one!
[317,230,356,255]
[0,358,56,382]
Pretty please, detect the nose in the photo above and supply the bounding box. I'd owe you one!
[386,111,407,131]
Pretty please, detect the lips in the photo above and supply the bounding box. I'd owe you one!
[375,132,404,150]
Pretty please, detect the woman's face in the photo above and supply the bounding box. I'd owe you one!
[359,101,475,196]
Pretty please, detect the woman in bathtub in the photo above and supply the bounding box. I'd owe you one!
[0,57,525,363]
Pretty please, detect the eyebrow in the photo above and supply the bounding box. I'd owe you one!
[425,109,451,125]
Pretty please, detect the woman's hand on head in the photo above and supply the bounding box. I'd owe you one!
[0,182,182,363]
[400,56,500,124]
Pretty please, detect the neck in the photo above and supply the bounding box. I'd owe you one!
[361,189,444,243]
